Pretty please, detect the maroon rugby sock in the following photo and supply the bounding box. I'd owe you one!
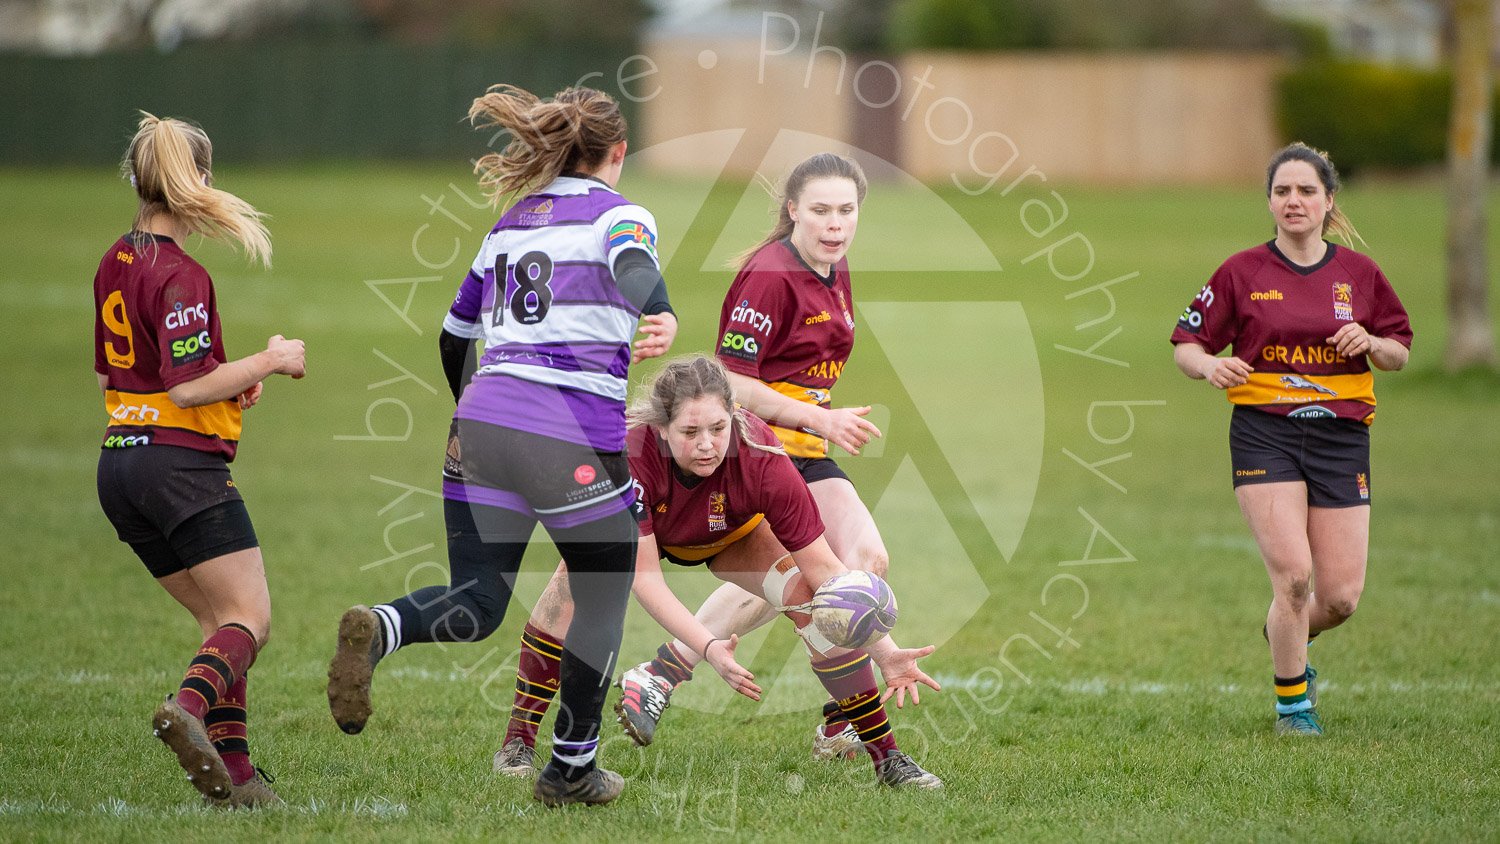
[177,623,257,720]
[207,673,253,785]
[810,651,899,762]
[503,623,563,748]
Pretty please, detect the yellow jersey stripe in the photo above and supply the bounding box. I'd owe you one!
[763,380,830,458]
[661,513,765,562]
[104,389,241,442]
[1227,371,1375,408]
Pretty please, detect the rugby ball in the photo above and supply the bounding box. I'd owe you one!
[810,570,898,649]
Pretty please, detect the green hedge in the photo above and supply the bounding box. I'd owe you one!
[1277,61,1499,174]
[0,39,640,165]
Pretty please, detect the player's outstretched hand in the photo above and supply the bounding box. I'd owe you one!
[632,312,677,364]
[873,644,940,709]
[1199,355,1251,390]
[819,406,882,456]
[238,382,263,409]
[267,334,306,379]
[704,634,762,701]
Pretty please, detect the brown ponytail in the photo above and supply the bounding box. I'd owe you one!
[123,112,272,267]
[468,84,628,208]
[732,153,868,270]
[1266,141,1365,247]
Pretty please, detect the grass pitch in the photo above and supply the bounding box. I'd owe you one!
[0,163,1497,841]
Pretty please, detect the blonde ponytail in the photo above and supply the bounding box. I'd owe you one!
[468,84,628,209]
[125,112,272,268]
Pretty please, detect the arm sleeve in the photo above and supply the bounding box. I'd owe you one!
[438,329,478,402]
[758,449,825,553]
[600,204,660,269]
[1169,262,1237,355]
[157,266,221,390]
[612,248,673,316]
[1367,266,1413,348]
[442,261,488,340]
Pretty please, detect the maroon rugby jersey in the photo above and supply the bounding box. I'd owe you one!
[717,239,855,457]
[1171,241,1412,424]
[93,233,241,458]
[629,411,824,562]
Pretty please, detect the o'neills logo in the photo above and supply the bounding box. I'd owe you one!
[805,310,831,325]
[1250,290,1284,301]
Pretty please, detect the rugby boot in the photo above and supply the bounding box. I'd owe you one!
[1274,708,1324,737]
[152,696,232,800]
[811,722,863,761]
[875,751,944,789]
[205,767,283,809]
[327,606,382,734]
[533,765,625,807]
[615,663,673,746]
[493,737,538,778]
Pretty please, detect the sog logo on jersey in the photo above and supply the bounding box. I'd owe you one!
[1332,281,1354,321]
[721,331,758,360]
[608,221,657,258]
[170,330,213,366]
[1177,283,1213,332]
[729,300,773,333]
[165,301,208,330]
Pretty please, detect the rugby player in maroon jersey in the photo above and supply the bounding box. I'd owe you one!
[491,356,942,788]
[1172,143,1411,737]
[615,153,907,759]
[95,113,305,806]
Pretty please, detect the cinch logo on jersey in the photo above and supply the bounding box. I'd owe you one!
[170,330,213,366]
[1333,281,1354,321]
[708,492,727,532]
[1177,283,1213,332]
[164,301,208,330]
[607,221,656,257]
[111,400,161,423]
[729,300,773,333]
[721,331,758,360]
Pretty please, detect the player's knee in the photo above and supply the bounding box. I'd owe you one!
[1280,576,1312,611]
[851,547,889,578]
[1321,590,1361,624]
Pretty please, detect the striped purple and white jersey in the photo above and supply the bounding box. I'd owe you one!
[445,175,659,453]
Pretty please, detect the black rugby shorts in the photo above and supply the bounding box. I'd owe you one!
[1229,406,1371,508]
